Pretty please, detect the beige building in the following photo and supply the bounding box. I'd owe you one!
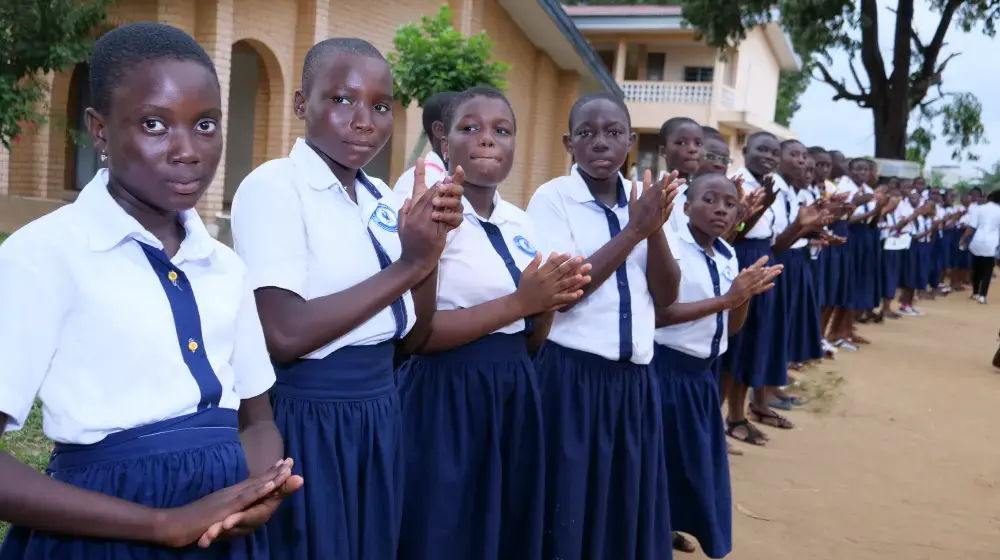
[0,0,617,236]
[565,5,799,174]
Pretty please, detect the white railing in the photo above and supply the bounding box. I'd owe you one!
[720,85,737,109]
[621,81,712,105]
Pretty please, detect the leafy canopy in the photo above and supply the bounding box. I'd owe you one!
[675,0,991,160]
[387,4,509,108]
[0,0,109,150]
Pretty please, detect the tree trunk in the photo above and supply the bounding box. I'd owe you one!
[872,100,909,159]
[406,135,429,169]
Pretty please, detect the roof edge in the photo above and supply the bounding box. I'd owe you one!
[538,1,623,97]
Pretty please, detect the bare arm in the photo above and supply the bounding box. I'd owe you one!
[238,395,283,477]
[728,299,752,334]
[398,266,439,355]
[645,228,681,308]
[255,261,428,363]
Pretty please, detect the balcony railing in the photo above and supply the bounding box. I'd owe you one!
[621,81,713,104]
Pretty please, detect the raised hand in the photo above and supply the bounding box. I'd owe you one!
[399,183,451,276]
[798,203,824,229]
[513,252,592,315]
[407,157,464,231]
[723,256,783,307]
[625,169,684,239]
[761,175,777,205]
[154,459,302,548]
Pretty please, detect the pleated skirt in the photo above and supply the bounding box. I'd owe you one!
[848,224,876,310]
[723,239,775,389]
[535,342,670,560]
[0,408,266,559]
[824,220,853,307]
[779,248,823,364]
[810,252,827,308]
[653,345,731,559]
[268,343,402,560]
[396,333,545,560]
[880,248,903,300]
[899,245,926,290]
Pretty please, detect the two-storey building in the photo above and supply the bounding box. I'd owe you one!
[566,5,800,175]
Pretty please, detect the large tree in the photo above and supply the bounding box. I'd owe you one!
[678,0,990,160]
[0,0,110,150]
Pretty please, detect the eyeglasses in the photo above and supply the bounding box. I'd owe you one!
[705,152,733,166]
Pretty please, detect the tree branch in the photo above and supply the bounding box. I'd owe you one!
[814,62,870,106]
[913,0,963,95]
[848,58,866,95]
[859,0,888,94]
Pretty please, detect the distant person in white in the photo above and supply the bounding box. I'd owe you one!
[393,91,458,197]
[959,189,1000,303]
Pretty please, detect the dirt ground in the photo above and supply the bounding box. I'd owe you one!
[723,293,1000,560]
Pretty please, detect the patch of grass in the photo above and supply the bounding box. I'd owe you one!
[0,400,51,542]
[789,364,846,414]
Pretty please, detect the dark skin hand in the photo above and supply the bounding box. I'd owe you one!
[642,170,683,309]
[560,169,681,312]
[415,252,591,354]
[396,159,467,354]
[731,175,776,244]
[258,54,463,363]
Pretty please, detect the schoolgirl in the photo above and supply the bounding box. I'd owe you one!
[940,189,964,291]
[0,23,302,559]
[847,160,882,329]
[787,151,826,366]
[699,127,734,175]
[658,117,704,233]
[759,140,826,416]
[877,187,904,318]
[393,90,458,196]
[898,190,930,316]
[926,189,950,294]
[527,92,683,559]
[914,200,938,297]
[958,189,1000,303]
[954,189,983,290]
[828,159,875,350]
[395,86,590,560]
[811,149,847,354]
[230,38,464,559]
[721,132,780,446]
[653,173,782,558]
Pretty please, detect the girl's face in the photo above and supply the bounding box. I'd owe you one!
[970,190,983,204]
[85,59,223,212]
[295,54,394,171]
[908,191,921,206]
[442,96,516,188]
[913,177,926,190]
[946,190,957,204]
[660,122,704,175]
[564,98,635,180]
[698,137,730,175]
[744,135,779,176]
[849,161,869,186]
[812,152,832,183]
[804,156,815,186]
[686,176,739,238]
[778,141,808,184]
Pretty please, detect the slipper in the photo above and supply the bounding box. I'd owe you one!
[768,399,793,411]
[780,395,805,407]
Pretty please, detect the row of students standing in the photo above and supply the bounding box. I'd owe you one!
[0,22,773,560]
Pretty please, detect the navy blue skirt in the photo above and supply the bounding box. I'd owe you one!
[653,345,731,559]
[951,229,972,269]
[919,241,935,288]
[723,239,775,389]
[899,245,925,290]
[0,408,266,559]
[535,342,670,560]
[939,232,954,271]
[268,343,402,560]
[848,224,876,310]
[810,252,827,308]
[868,229,884,308]
[929,235,946,286]
[824,220,853,307]
[778,248,823,364]
[881,248,902,300]
[396,333,544,560]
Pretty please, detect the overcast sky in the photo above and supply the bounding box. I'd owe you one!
[789,2,999,173]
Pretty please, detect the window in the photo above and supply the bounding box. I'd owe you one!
[684,66,714,83]
[645,52,665,81]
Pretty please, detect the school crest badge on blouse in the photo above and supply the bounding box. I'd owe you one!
[513,235,537,256]
[372,203,399,232]
[722,266,736,281]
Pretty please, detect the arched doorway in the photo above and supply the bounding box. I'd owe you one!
[65,63,105,191]
[223,41,265,211]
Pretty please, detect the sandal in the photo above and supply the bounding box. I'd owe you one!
[749,405,795,429]
[780,395,805,407]
[726,419,767,445]
[673,532,697,554]
[768,399,792,411]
